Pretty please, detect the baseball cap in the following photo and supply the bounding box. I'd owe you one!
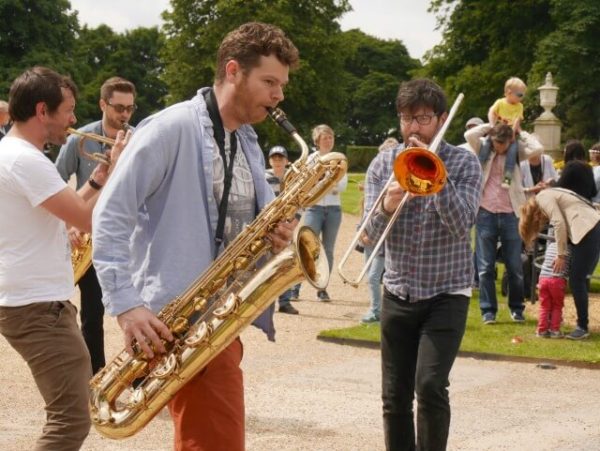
[465,117,484,129]
[268,146,288,158]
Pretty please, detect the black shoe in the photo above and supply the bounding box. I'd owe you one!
[566,327,589,340]
[317,290,331,302]
[278,304,299,315]
[511,311,525,323]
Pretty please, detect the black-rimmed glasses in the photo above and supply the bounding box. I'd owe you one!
[399,114,436,126]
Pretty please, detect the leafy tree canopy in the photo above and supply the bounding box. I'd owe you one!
[0,0,79,96]
[421,0,552,143]
[161,0,351,152]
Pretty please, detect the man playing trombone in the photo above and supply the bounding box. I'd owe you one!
[55,76,137,374]
[363,79,482,450]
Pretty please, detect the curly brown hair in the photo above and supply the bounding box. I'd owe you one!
[519,197,549,247]
[215,22,299,83]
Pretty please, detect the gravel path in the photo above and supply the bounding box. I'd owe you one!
[1,213,599,450]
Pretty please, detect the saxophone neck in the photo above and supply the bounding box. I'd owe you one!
[267,107,309,172]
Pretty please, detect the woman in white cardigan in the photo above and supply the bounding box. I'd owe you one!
[520,153,558,198]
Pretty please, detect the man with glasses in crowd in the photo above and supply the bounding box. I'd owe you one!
[364,79,482,450]
[55,76,137,374]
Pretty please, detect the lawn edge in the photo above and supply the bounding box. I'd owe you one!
[316,335,600,370]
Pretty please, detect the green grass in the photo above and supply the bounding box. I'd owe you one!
[334,172,600,364]
[320,272,600,365]
[340,173,365,215]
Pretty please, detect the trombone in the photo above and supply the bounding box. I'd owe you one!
[67,124,130,165]
[337,93,464,287]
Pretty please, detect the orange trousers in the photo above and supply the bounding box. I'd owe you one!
[168,338,244,451]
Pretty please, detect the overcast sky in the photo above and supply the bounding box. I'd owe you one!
[68,0,443,60]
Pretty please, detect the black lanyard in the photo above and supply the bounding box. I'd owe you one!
[203,88,238,256]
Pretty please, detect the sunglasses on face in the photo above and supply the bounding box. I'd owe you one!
[107,102,137,114]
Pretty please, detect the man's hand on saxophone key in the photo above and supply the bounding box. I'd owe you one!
[117,306,174,359]
[268,218,298,254]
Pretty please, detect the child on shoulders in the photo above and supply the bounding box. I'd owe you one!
[479,77,527,189]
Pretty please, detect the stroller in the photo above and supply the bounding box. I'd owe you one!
[500,232,548,303]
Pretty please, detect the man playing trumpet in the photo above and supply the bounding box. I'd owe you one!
[363,79,482,450]
[55,76,137,374]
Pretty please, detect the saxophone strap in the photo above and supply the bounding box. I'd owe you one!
[203,88,238,257]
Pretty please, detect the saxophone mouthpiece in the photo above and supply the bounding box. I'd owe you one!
[267,107,297,135]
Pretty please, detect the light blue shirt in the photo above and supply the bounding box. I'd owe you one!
[92,88,275,338]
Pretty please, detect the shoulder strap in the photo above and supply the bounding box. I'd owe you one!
[203,88,238,257]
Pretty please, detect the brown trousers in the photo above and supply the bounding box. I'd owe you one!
[0,301,92,451]
[168,337,245,451]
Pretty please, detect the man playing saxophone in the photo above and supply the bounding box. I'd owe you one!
[363,79,482,451]
[0,67,127,450]
[55,76,137,375]
[92,22,299,450]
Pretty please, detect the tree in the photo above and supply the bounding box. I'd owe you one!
[421,0,552,143]
[529,0,600,141]
[339,29,419,145]
[72,25,168,126]
[161,0,351,153]
[0,0,79,97]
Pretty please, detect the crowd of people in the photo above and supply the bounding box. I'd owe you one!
[0,19,599,451]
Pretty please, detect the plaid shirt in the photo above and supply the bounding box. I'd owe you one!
[365,141,482,301]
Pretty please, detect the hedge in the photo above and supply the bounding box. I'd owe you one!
[345,145,378,172]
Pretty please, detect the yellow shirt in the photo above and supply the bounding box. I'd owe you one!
[491,98,523,127]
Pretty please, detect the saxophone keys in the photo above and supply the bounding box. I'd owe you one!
[150,353,179,379]
[184,321,212,347]
[233,256,249,270]
[213,293,240,319]
[249,239,265,254]
[171,316,189,335]
[193,296,207,312]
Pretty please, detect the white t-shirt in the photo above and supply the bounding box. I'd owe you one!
[0,136,74,306]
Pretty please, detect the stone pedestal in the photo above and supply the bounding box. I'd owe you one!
[533,73,561,161]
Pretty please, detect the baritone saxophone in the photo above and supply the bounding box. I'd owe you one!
[89,107,348,439]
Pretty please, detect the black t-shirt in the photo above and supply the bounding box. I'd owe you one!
[530,163,543,186]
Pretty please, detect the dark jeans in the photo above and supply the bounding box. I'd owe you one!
[381,289,469,451]
[79,265,105,374]
[570,222,600,330]
[476,209,524,316]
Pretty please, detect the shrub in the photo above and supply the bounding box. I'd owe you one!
[346,145,378,171]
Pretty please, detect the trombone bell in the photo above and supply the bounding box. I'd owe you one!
[394,147,447,196]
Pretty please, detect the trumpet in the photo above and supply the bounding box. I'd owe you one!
[66,125,127,282]
[337,93,464,287]
[67,124,129,165]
